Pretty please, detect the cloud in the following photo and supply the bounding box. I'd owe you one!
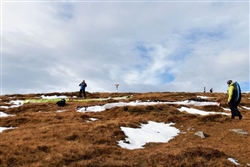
[1,1,249,94]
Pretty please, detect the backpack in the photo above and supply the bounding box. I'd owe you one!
[233,82,241,102]
[56,99,66,107]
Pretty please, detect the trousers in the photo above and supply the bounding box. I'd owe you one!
[79,89,86,98]
[228,100,242,119]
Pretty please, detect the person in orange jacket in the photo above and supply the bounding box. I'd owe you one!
[227,80,242,120]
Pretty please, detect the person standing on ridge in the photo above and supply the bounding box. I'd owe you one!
[227,80,242,120]
[79,80,87,98]
[210,88,213,93]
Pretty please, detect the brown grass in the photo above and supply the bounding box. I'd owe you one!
[0,92,249,167]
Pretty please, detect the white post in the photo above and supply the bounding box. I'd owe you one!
[115,84,119,93]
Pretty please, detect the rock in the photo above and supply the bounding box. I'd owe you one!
[194,131,206,138]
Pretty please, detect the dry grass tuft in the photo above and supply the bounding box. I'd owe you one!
[198,114,231,123]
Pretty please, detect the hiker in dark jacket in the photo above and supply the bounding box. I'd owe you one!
[79,80,87,98]
[227,80,242,120]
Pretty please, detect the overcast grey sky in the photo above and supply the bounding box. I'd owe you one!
[1,0,249,95]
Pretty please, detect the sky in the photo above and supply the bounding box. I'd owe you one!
[1,0,249,95]
[0,94,248,165]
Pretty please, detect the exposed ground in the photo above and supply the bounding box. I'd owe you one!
[0,92,249,167]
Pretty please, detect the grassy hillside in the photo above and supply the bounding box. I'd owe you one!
[0,92,249,167]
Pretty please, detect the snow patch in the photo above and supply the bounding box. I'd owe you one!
[0,111,15,117]
[0,100,24,108]
[118,121,180,150]
[228,158,240,165]
[0,127,16,133]
[77,100,220,113]
[178,107,230,116]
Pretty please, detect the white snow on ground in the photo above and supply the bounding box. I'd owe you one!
[222,107,231,111]
[89,118,98,121]
[0,100,24,109]
[77,100,220,113]
[118,121,180,150]
[197,96,214,99]
[86,118,99,122]
[228,158,240,165]
[84,105,106,112]
[0,111,15,117]
[241,106,250,110]
[56,109,67,113]
[178,107,230,116]
[167,100,220,106]
[0,127,15,133]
